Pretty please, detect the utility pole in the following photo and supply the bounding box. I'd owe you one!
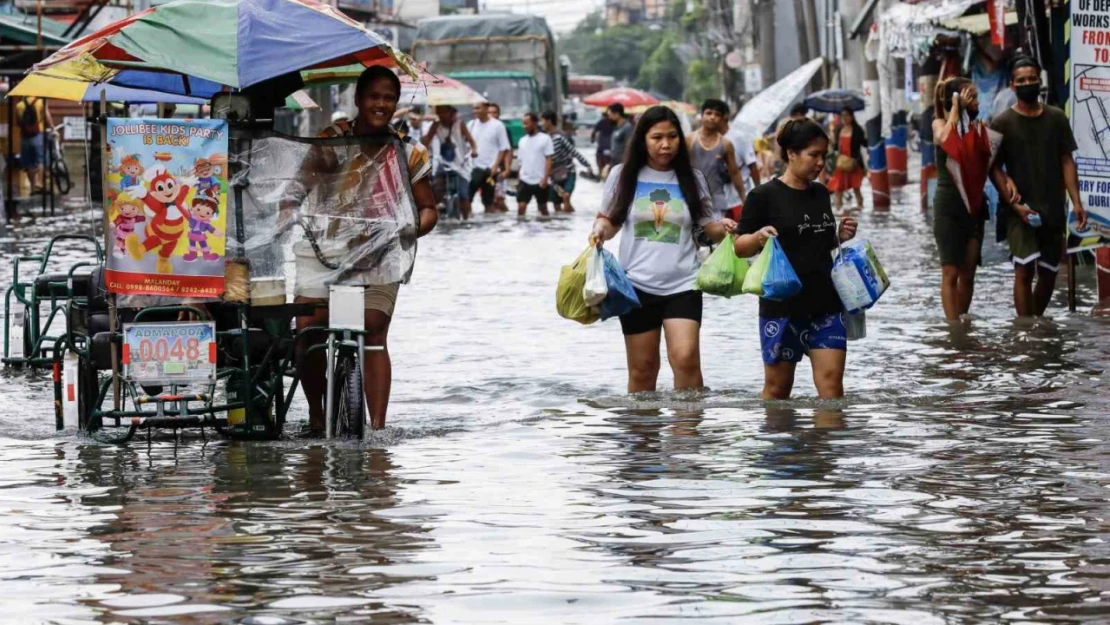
[755,0,775,85]
[802,0,822,89]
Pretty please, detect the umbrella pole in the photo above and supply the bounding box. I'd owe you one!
[100,92,121,411]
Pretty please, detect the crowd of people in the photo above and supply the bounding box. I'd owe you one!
[583,55,1085,407]
[397,100,596,218]
[218,55,1087,433]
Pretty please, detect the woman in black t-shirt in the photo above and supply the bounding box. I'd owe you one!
[736,119,858,399]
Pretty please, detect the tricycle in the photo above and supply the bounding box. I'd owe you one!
[5,114,420,444]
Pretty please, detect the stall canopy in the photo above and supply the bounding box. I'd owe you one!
[22,0,416,99]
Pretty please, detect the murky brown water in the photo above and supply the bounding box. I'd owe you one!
[1,174,1109,624]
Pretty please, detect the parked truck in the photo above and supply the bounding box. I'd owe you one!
[412,13,566,147]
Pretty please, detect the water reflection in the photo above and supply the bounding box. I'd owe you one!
[1,174,1109,623]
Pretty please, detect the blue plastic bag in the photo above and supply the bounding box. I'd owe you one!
[761,237,803,301]
[598,248,641,321]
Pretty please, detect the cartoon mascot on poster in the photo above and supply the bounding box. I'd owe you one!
[125,164,195,274]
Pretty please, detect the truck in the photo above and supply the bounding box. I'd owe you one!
[412,14,566,147]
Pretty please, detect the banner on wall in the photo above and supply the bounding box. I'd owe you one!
[103,118,230,296]
[1067,0,1110,252]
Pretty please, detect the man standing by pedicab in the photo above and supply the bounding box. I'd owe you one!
[291,66,439,433]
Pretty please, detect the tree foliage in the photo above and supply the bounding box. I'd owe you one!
[559,4,721,104]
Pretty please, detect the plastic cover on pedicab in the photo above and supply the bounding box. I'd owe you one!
[233,129,422,305]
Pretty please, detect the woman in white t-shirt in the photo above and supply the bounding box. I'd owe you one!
[590,106,737,392]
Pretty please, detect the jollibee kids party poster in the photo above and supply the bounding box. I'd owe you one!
[104,118,229,297]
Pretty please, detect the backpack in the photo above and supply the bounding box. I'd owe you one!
[439,128,457,164]
[19,98,40,137]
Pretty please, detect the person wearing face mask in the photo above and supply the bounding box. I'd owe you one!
[931,77,1016,321]
[989,56,1088,317]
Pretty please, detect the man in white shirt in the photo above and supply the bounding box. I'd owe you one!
[466,101,512,213]
[722,119,762,221]
[515,112,554,216]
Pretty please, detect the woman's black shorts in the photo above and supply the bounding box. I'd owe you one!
[618,289,703,336]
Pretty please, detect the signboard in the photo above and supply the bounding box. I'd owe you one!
[743,65,763,94]
[1067,0,1110,252]
[104,118,230,297]
[122,322,216,384]
[62,116,88,142]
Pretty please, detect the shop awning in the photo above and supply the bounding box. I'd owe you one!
[940,10,1018,35]
[0,12,72,47]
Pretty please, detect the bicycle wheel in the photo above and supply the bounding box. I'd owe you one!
[53,158,71,196]
[329,351,365,439]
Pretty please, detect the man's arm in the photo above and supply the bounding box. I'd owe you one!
[1062,153,1087,229]
[749,163,761,185]
[461,123,478,156]
[543,155,553,187]
[420,121,438,149]
[412,178,438,237]
[724,140,747,202]
[44,102,55,130]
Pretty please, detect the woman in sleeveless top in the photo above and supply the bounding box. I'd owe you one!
[931,77,1010,321]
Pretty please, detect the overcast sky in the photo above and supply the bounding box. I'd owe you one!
[480,0,604,34]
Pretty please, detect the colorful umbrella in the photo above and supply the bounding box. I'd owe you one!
[627,100,696,116]
[32,0,415,97]
[399,73,486,107]
[583,87,659,109]
[804,89,866,113]
[8,73,206,104]
[303,64,485,107]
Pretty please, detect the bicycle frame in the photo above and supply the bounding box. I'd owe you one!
[323,285,383,438]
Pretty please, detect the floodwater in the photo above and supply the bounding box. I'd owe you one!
[1,173,1109,624]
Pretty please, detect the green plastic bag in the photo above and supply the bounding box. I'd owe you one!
[557,246,600,324]
[742,237,774,296]
[695,235,737,296]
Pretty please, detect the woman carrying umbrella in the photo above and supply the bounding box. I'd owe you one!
[827,107,867,210]
[930,77,1009,321]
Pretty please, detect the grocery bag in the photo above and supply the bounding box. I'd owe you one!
[830,239,889,314]
[557,246,600,324]
[598,248,641,321]
[741,238,772,296]
[760,238,803,301]
[695,236,738,296]
[583,248,609,307]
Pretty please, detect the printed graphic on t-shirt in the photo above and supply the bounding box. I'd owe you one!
[799,212,836,236]
[631,181,685,243]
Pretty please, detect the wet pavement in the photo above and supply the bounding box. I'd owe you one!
[1,172,1109,624]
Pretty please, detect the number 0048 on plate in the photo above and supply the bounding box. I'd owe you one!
[121,321,217,384]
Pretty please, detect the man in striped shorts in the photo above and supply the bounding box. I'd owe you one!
[540,110,594,213]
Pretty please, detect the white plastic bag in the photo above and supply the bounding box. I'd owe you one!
[831,239,889,314]
[582,248,609,307]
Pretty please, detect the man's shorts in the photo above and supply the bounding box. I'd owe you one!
[434,170,471,203]
[619,289,702,336]
[20,135,43,169]
[760,313,847,365]
[549,172,577,204]
[295,283,399,317]
[516,182,546,205]
[1008,217,1065,272]
[469,167,496,207]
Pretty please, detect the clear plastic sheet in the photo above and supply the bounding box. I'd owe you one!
[118,129,420,308]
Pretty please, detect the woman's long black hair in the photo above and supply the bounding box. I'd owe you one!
[607,106,705,228]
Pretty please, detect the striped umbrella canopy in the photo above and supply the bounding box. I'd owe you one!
[28,0,416,98]
[303,64,486,107]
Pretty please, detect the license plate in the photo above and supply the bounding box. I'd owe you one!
[122,321,216,384]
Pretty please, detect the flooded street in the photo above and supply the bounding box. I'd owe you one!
[1,173,1110,624]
